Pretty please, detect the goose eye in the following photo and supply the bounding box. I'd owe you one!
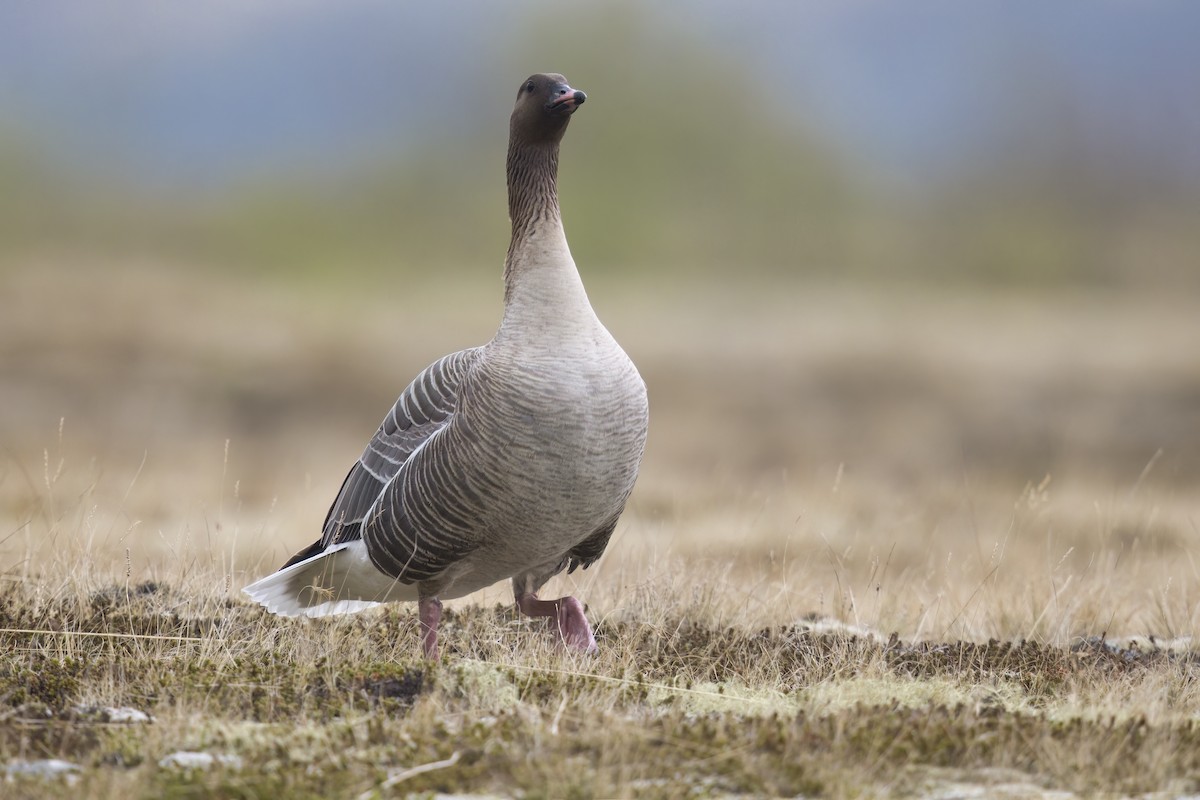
[524,81,535,93]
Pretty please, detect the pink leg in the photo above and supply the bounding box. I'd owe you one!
[418,596,443,660]
[516,593,598,654]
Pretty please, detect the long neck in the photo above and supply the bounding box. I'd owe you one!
[506,138,560,240]
[499,135,595,332]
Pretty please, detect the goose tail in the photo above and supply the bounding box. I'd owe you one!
[242,540,418,618]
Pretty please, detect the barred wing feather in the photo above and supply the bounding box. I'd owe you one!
[293,347,482,564]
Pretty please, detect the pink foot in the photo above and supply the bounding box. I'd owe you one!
[419,596,442,660]
[556,596,599,654]
[516,593,598,654]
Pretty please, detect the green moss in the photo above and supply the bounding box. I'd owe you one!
[1,583,1198,798]
[0,655,83,712]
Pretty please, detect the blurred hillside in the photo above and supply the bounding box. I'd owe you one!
[0,2,1197,289]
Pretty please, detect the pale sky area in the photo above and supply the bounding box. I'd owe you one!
[1,1,1196,189]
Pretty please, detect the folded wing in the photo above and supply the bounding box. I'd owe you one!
[284,347,482,568]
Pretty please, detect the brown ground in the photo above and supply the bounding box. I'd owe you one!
[1,253,1198,796]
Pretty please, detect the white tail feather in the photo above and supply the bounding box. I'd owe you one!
[242,540,419,617]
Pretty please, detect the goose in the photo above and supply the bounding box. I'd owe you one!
[243,73,649,659]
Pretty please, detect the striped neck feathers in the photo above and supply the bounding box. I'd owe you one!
[500,138,595,327]
[504,139,564,289]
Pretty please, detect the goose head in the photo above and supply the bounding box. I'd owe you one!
[510,73,586,145]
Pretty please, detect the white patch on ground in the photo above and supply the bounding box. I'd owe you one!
[105,706,153,723]
[918,768,1077,799]
[925,781,1075,799]
[72,705,153,723]
[792,616,888,642]
[1104,634,1194,654]
[5,759,81,783]
[158,751,244,770]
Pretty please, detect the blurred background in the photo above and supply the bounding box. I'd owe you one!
[2,1,1199,284]
[1,1,1197,628]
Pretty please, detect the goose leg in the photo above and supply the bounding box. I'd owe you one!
[516,592,598,654]
[418,595,443,660]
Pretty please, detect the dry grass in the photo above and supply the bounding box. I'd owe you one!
[2,255,1199,797]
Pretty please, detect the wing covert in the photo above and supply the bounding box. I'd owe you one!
[318,347,481,549]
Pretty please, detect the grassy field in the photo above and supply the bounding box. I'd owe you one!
[2,255,1199,798]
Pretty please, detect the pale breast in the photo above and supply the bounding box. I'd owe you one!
[459,331,648,554]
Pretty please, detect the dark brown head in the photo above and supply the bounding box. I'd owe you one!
[510,73,586,146]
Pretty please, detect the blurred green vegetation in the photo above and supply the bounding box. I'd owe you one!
[0,6,1196,292]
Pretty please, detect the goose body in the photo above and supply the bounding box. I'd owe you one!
[244,74,649,657]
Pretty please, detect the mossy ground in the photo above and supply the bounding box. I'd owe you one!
[2,580,1198,799]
